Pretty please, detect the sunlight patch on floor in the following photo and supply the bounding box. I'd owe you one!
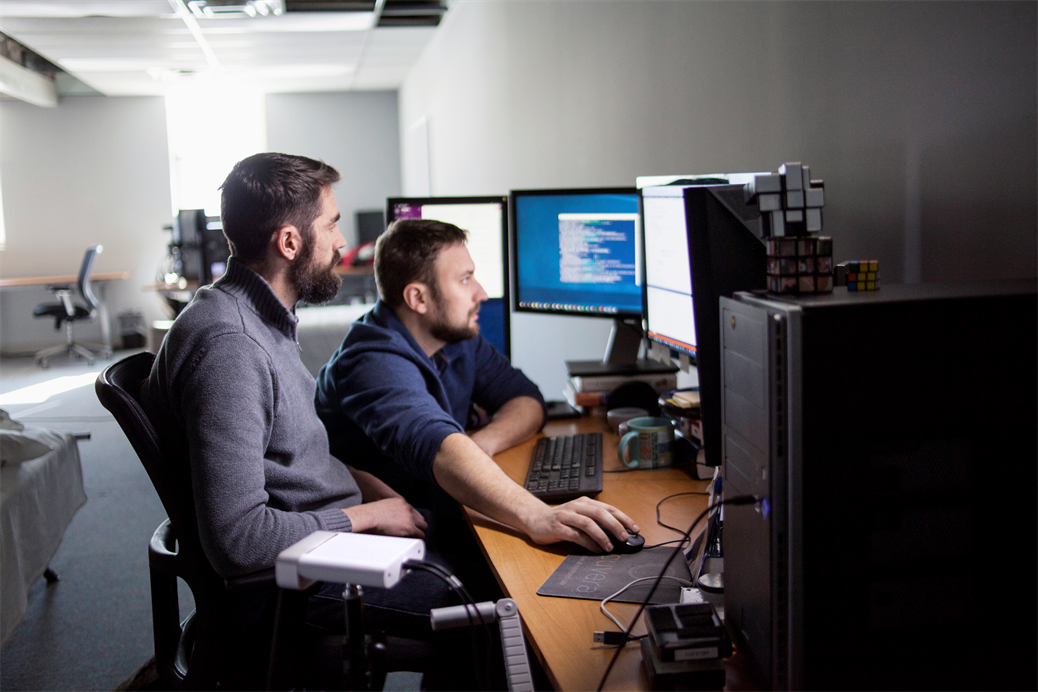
[0,371,104,406]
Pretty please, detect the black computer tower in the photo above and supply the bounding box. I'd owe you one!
[720,281,1037,690]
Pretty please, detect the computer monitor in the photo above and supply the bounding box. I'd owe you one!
[356,210,385,245]
[641,183,767,467]
[511,188,648,367]
[642,186,698,358]
[387,196,510,358]
[202,215,230,285]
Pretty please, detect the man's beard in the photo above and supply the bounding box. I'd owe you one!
[292,235,341,305]
[428,286,480,344]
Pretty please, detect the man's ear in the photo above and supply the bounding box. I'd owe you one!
[402,282,431,314]
[273,224,303,261]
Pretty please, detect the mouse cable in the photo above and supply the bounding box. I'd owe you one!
[597,575,693,635]
[402,559,493,692]
[595,494,757,692]
[655,491,710,535]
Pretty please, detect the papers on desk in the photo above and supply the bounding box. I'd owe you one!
[537,548,692,604]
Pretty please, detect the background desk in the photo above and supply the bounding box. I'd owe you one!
[467,417,716,691]
[0,271,131,356]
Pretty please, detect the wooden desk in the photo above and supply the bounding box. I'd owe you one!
[0,270,131,289]
[466,416,714,691]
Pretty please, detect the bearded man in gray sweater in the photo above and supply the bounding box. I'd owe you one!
[141,153,464,686]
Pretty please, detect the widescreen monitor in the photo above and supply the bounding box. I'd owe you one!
[387,196,510,358]
[640,182,767,467]
[642,186,697,358]
[511,188,646,365]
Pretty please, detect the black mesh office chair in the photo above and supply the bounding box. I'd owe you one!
[95,353,315,690]
[33,244,105,368]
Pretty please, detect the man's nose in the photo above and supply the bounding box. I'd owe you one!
[474,280,488,302]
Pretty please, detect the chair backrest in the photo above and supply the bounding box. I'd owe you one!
[95,353,216,585]
[77,244,102,311]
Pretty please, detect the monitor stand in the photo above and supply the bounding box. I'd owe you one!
[566,317,678,377]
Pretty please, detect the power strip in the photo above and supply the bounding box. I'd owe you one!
[276,531,425,590]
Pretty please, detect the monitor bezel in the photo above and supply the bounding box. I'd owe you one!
[386,195,511,358]
[509,187,643,319]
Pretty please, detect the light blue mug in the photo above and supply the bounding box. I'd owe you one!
[617,416,681,469]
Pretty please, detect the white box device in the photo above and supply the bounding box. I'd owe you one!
[275,531,425,590]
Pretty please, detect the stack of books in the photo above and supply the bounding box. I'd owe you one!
[562,370,678,410]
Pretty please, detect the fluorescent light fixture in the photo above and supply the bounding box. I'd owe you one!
[187,0,284,18]
[197,13,375,32]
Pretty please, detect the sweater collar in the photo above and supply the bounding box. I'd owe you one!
[215,257,298,338]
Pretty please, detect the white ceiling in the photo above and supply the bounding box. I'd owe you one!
[0,0,441,97]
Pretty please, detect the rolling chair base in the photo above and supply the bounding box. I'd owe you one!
[35,342,104,368]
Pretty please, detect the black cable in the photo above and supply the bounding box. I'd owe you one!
[595,494,757,692]
[402,559,493,691]
[655,491,710,534]
[641,539,686,549]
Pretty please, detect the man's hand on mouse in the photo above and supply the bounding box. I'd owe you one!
[523,496,639,553]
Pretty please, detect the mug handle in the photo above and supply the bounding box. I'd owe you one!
[617,431,640,469]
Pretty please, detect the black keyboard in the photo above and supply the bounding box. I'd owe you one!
[523,432,603,503]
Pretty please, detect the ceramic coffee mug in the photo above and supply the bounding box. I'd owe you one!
[617,416,681,469]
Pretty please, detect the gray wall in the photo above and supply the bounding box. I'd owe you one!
[0,96,172,354]
[266,91,401,248]
[0,90,402,356]
[398,0,1038,397]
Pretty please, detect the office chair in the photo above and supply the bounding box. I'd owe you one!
[97,354,447,691]
[33,244,106,368]
[95,353,315,690]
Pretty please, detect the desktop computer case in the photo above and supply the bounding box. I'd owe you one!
[719,282,1037,691]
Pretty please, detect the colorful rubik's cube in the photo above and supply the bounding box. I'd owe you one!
[834,260,880,291]
[766,236,834,294]
[746,162,833,294]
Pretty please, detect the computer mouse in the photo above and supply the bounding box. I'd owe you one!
[594,521,645,554]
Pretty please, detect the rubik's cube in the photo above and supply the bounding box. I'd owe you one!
[834,260,880,291]
[766,236,834,294]
[746,162,833,294]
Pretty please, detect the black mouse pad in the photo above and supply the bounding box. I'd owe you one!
[536,548,692,603]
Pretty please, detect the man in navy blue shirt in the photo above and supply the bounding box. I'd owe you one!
[315,219,638,556]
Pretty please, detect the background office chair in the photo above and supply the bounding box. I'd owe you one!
[95,353,314,690]
[33,244,105,368]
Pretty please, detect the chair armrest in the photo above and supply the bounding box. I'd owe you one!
[225,568,277,592]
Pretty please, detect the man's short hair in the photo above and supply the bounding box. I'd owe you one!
[220,153,341,263]
[374,219,468,308]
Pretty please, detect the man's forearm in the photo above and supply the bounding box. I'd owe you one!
[348,467,402,502]
[468,395,544,457]
[432,432,544,529]
[431,432,640,552]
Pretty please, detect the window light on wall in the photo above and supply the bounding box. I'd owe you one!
[165,83,267,216]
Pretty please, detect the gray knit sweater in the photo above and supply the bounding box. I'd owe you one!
[142,258,359,578]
